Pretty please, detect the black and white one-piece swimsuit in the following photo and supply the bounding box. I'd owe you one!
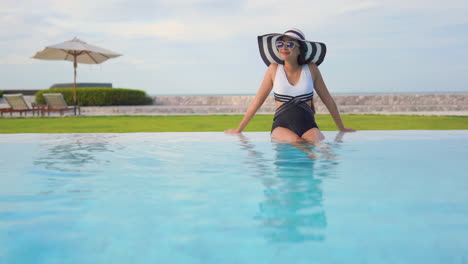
[271,64,318,137]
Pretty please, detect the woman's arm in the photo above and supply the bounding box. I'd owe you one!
[309,63,355,132]
[225,64,276,133]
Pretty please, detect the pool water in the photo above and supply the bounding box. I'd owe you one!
[1,131,467,264]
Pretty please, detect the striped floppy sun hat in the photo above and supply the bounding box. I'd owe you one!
[257,28,327,66]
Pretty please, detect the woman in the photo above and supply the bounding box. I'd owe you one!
[225,28,355,142]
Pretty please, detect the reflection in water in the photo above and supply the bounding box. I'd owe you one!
[237,134,272,179]
[33,134,118,174]
[31,134,121,198]
[234,133,346,243]
[258,143,327,243]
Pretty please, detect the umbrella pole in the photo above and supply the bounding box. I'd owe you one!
[73,56,77,116]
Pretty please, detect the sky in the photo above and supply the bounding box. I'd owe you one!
[0,0,467,95]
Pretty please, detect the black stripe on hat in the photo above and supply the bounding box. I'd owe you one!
[315,43,326,66]
[306,43,318,64]
[314,42,327,66]
[257,36,271,66]
[284,30,305,40]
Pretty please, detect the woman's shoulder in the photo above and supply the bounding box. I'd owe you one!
[307,63,320,80]
[266,63,279,77]
[268,63,279,70]
[307,62,318,71]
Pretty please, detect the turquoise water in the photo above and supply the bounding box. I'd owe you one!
[1,131,467,264]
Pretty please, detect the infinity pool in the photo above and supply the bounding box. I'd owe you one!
[1,131,467,263]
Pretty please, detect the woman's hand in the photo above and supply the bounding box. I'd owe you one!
[340,127,356,132]
[224,128,241,134]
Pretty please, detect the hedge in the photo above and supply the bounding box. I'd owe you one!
[35,87,153,106]
[0,90,3,98]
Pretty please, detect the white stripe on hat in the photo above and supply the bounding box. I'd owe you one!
[262,36,277,65]
[311,43,322,63]
[284,29,305,40]
[305,42,312,60]
[271,36,282,60]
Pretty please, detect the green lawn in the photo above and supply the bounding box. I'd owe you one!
[0,115,468,133]
[0,115,467,133]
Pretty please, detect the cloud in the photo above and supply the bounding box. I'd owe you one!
[88,0,382,42]
[107,20,231,41]
[125,58,162,71]
[3,1,466,44]
[0,55,35,65]
[1,0,467,66]
[0,0,385,43]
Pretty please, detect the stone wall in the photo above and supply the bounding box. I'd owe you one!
[152,94,468,114]
[2,94,467,116]
[153,94,468,105]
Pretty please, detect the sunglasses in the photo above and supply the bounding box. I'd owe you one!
[275,41,298,49]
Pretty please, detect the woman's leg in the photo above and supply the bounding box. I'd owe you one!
[301,128,325,143]
[272,127,319,159]
[271,127,302,143]
[301,128,338,159]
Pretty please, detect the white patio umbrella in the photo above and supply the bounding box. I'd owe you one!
[32,37,122,115]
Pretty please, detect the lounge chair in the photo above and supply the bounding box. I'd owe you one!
[42,93,80,116]
[1,94,37,117]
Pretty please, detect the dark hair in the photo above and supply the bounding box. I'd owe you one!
[297,41,307,65]
[278,36,307,65]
